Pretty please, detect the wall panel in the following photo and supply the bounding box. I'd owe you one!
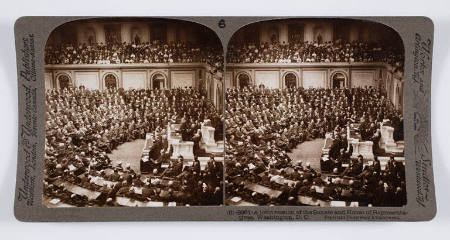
[302,70,326,88]
[75,72,99,89]
[45,72,53,89]
[255,71,279,89]
[171,71,195,88]
[122,71,146,89]
[351,70,375,88]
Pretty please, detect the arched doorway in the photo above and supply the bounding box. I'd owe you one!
[332,72,346,89]
[152,73,166,89]
[104,73,118,89]
[58,74,71,90]
[284,72,297,89]
[237,73,251,89]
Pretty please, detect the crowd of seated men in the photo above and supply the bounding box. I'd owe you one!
[225,86,405,206]
[227,40,404,72]
[44,41,223,73]
[44,86,224,206]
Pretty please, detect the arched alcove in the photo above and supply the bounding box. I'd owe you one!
[151,73,166,89]
[237,72,251,89]
[57,74,71,90]
[284,72,298,88]
[331,72,347,89]
[104,73,118,89]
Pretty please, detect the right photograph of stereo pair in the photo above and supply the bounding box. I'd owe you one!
[224,18,406,207]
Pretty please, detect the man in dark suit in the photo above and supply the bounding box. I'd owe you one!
[163,155,184,177]
[192,156,201,174]
[341,155,364,177]
[206,155,223,179]
[329,135,342,160]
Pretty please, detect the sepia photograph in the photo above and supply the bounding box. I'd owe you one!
[225,19,406,207]
[43,18,225,207]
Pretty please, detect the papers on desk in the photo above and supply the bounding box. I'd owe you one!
[49,198,61,204]
[230,196,242,203]
[296,195,360,207]
[227,197,258,206]
[329,201,359,207]
[151,178,161,184]
[68,164,76,171]
[132,187,143,195]
[71,185,101,200]
[248,163,256,170]
[297,196,330,207]
[90,176,117,188]
[269,174,297,187]
[313,185,325,194]
[269,174,282,182]
[147,201,164,207]
[245,182,282,198]
[116,197,139,207]
[330,201,346,207]
[116,197,164,207]
[298,196,317,206]
[47,198,74,208]
[236,201,258,206]
[161,164,169,168]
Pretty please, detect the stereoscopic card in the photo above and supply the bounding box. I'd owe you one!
[14,16,436,221]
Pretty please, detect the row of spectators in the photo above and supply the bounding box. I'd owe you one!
[44,40,404,73]
[44,87,224,206]
[225,86,405,206]
[227,40,404,72]
[45,41,224,73]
